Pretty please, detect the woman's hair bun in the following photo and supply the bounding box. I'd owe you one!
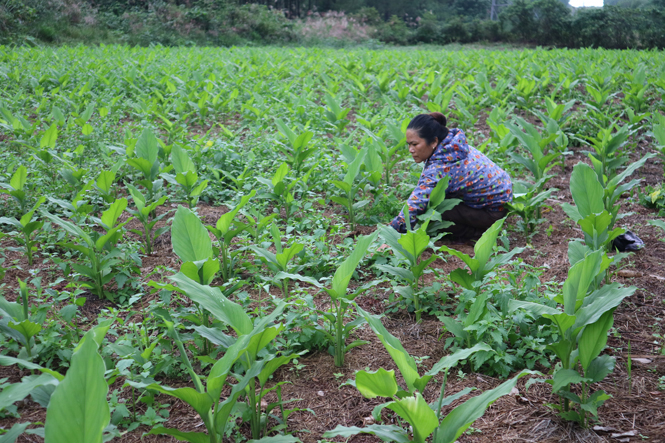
[428,112,447,127]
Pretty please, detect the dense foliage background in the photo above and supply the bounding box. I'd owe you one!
[1,0,664,48]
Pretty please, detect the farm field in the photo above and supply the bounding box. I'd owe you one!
[1,45,665,443]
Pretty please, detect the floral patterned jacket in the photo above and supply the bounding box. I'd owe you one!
[390,128,512,233]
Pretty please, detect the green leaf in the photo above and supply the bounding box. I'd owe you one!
[472,218,505,273]
[398,228,430,265]
[40,124,58,149]
[330,232,377,299]
[427,343,493,375]
[562,250,603,315]
[216,190,255,235]
[386,393,438,443]
[0,373,58,411]
[146,427,209,443]
[0,356,64,381]
[135,128,159,164]
[100,198,127,230]
[10,166,27,191]
[0,422,30,443]
[435,371,535,443]
[171,207,212,263]
[357,306,426,394]
[551,368,585,393]
[272,162,289,187]
[584,355,615,383]
[569,163,604,218]
[127,381,212,419]
[323,424,410,443]
[579,309,614,372]
[8,320,41,344]
[45,331,109,443]
[170,272,252,335]
[356,368,399,399]
[171,144,196,175]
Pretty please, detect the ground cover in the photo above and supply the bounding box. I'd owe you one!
[0,46,664,443]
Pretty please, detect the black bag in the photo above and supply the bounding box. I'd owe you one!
[612,230,644,252]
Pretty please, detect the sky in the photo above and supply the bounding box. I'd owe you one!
[569,0,604,6]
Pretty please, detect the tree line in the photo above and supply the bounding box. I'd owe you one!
[1,0,664,48]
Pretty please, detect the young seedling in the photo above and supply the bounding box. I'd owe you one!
[251,223,316,298]
[206,190,255,282]
[324,306,535,443]
[171,206,219,285]
[510,249,636,427]
[330,146,368,231]
[42,199,133,301]
[126,128,166,203]
[377,216,440,323]
[439,218,524,294]
[0,197,46,265]
[275,119,316,176]
[126,185,170,255]
[162,144,209,209]
[324,92,350,133]
[257,162,303,223]
[317,232,378,367]
[131,275,302,443]
[1,165,30,213]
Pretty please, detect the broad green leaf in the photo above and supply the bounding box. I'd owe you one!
[96,171,115,194]
[435,371,534,443]
[171,144,196,175]
[330,232,377,299]
[428,343,493,375]
[171,207,212,263]
[569,163,604,218]
[572,283,635,330]
[323,424,409,443]
[0,356,64,381]
[398,228,430,265]
[358,306,427,394]
[127,381,212,418]
[40,124,58,149]
[356,368,398,399]
[579,309,614,372]
[135,128,159,164]
[216,190,255,234]
[562,250,603,315]
[45,331,109,443]
[10,166,27,191]
[472,218,505,272]
[386,393,438,443]
[0,374,58,411]
[170,272,252,335]
[584,355,615,383]
[551,368,584,392]
[146,427,209,443]
[271,162,289,187]
[8,320,41,343]
[0,422,30,443]
[100,198,127,229]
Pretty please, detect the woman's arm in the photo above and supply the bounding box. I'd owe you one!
[389,166,441,233]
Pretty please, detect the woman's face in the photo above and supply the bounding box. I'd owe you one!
[406,129,437,164]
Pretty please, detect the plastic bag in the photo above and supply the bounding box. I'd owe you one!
[612,230,644,252]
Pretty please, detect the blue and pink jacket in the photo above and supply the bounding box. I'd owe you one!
[390,128,512,233]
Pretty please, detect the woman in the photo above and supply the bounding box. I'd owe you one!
[389,112,512,241]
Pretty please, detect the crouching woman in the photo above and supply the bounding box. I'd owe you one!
[390,112,512,241]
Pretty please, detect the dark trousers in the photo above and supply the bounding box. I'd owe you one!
[440,204,508,240]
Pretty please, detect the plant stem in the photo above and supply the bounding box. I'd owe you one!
[334,301,345,367]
